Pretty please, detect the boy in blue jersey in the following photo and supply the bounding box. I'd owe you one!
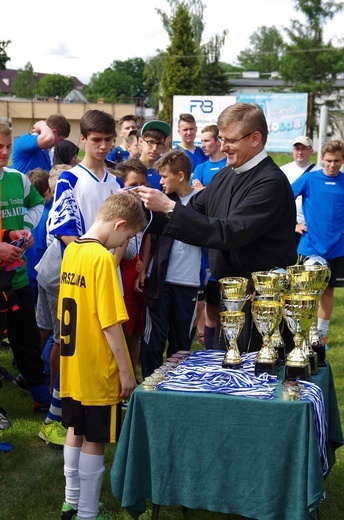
[192,124,227,190]
[106,114,138,164]
[175,113,207,170]
[11,114,70,174]
[292,139,344,343]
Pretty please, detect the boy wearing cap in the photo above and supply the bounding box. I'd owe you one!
[139,120,171,190]
[281,136,316,243]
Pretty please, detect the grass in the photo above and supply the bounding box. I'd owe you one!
[0,153,341,519]
[0,288,343,519]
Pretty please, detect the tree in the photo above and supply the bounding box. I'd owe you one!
[86,58,146,104]
[236,26,285,73]
[159,2,202,123]
[0,40,10,70]
[143,54,166,111]
[12,62,38,99]
[156,0,204,46]
[201,31,230,95]
[37,73,74,99]
[280,0,344,138]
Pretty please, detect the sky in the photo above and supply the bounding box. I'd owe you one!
[3,0,344,85]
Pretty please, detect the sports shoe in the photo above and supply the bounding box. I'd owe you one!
[0,407,10,430]
[61,502,77,520]
[39,421,66,445]
[33,401,51,413]
[73,515,108,520]
[13,373,30,391]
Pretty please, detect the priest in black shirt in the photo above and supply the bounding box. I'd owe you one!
[138,103,297,353]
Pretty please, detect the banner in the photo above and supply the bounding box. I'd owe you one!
[172,95,236,147]
[237,93,308,152]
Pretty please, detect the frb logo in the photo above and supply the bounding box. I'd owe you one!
[190,100,213,113]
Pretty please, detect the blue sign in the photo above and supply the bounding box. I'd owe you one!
[237,93,308,152]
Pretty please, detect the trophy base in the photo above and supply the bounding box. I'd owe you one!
[222,360,242,369]
[312,344,327,367]
[308,352,319,375]
[274,345,286,365]
[255,361,277,376]
[284,364,310,382]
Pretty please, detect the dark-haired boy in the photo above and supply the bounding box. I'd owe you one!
[139,120,171,189]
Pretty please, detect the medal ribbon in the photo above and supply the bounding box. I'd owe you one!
[156,350,277,399]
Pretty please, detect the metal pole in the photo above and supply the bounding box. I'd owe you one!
[317,105,329,166]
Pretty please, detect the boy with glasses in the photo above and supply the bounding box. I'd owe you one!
[139,120,171,189]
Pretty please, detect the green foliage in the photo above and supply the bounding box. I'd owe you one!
[37,73,74,99]
[12,62,38,99]
[143,54,166,110]
[86,58,146,104]
[159,1,202,123]
[237,26,285,73]
[0,39,10,71]
[280,0,344,137]
[202,31,230,95]
[156,0,205,46]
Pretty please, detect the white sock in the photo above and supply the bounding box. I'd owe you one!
[317,319,330,336]
[77,452,105,519]
[63,445,81,508]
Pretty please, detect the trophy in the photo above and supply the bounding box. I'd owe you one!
[219,311,245,368]
[302,256,331,366]
[286,261,329,374]
[251,268,288,364]
[218,277,249,368]
[251,299,282,376]
[281,294,318,381]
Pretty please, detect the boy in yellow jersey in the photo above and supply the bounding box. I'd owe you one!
[59,193,146,520]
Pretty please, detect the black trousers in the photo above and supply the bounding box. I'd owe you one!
[7,284,46,387]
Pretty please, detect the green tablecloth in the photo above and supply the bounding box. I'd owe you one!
[111,364,343,520]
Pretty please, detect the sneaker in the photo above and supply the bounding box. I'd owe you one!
[33,401,51,413]
[39,421,66,445]
[0,407,10,430]
[13,373,30,391]
[74,515,108,520]
[121,399,129,410]
[61,502,78,520]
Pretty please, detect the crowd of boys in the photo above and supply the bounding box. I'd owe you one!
[0,103,343,519]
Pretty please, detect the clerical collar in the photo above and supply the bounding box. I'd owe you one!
[234,149,268,175]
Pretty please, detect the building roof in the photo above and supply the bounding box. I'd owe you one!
[0,68,84,96]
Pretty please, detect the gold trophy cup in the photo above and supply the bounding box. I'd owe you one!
[286,262,329,374]
[218,277,249,368]
[219,311,245,368]
[251,299,282,376]
[281,294,318,381]
[251,269,287,364]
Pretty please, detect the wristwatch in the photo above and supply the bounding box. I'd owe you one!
[165,209,174,219]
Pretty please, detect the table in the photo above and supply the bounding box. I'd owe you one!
[111,362,343,520]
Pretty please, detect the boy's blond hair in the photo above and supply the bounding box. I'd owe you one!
[96,193,146,231]
[49,164,72,194]
[154,149,192,180]
[321,139,344,157]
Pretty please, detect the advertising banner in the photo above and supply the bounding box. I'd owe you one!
[237,92,308,152]
[172,95,236,146]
